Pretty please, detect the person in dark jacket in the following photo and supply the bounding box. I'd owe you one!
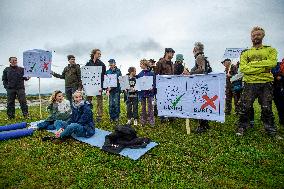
[155,48,175,122]
[54,90,95,139]
[155,48,175,75]
[222,58,238,115]
[190,42,211,133]
[272,59,284,126]
[52,55,82,103]
[2,57,30,119]
[85,49,106,122]
[137,59,156,126]
[106,59,122,122]
[174,54,185,75]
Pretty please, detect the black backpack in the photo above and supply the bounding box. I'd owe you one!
[204,57,212,74]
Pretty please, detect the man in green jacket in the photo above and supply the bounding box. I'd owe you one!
[236,26,277,136]
[52,55,82,103]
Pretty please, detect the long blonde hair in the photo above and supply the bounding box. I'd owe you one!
[49,90,63,103]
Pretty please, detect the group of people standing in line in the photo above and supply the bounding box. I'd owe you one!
[2,26,284,140]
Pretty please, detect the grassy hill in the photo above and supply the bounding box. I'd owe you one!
[0,100,283,188]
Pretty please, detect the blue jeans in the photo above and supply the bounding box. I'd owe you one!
[109,91,120,120]
[37,121,56,130]
[54,120,86,138]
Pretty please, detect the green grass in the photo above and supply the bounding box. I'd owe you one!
[0,100,284,188]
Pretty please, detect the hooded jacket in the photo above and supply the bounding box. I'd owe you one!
[67,100,95,137]
[137,69,156,99]
[106,67,122,93]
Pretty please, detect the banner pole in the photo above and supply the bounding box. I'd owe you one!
[39,77,42,118]
[186,118,190,134]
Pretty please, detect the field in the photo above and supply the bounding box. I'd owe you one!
[1,99,284,188]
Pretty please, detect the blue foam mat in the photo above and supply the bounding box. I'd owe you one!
[31,121,158,160]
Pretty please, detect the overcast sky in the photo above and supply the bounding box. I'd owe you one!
[0,0,284,94]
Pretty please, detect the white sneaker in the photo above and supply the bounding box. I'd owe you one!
[127,119,132,124]
[133,119,138,126]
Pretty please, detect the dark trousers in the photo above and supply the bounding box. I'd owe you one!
[65,87,77,103]
[127,96,138,119]
[225,86,239,115]
[274,88,284,124]
[237,83,276,134]
[109,91,120,120]
[6,88,28,118]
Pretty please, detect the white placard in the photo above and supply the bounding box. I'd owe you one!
[223,48,246,59]
[81,66,102,96]
[119,75,130,90]
[103,74,117,88]
[156,73,226,122]
[135,76,153,91]
[23,49,52,78]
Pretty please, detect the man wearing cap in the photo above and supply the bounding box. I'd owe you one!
[85,49,106,122]
[105,59,122,122]
[156,48,175,75]
[174,54,185,75]
[236,26,278,137]
[156,48,175,122]
[222,58,238,115]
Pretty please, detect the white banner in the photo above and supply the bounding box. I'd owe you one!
[156,73,226,122]
[81,66,102,96]
[223,48,246,59]
[135,76,153,91]
[23,49,52,78]
[103,74,117,88]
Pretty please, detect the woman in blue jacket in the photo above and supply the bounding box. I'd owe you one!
[54,90,95,139]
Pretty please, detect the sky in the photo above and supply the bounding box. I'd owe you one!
[0,0,284,94]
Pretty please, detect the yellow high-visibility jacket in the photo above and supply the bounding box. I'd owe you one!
[240,45,277,83]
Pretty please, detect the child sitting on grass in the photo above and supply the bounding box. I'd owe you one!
[37,90,71,130]
[54,90,95,139]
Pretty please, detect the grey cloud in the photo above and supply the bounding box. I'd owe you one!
[44,38,162,58]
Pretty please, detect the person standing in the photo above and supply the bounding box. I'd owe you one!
[85,49,106,122]
[155,48,175,122]
[190,42,211,133]
[2,57,30,119]
[174,54,185,75]
[106,59,122,123]
[222,58,238,115]
[236,26,278,137]
[52,55,82,103]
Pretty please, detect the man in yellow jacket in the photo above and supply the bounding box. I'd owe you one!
[236,26,278,136]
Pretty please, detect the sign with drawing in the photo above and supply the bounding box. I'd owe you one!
[223,48,246,59]
[156,73,226,122]
[81,66,102,96]
[23,49,52,78]
[103,74,117,88]
[119,75,130,90]
[135,76,153,91]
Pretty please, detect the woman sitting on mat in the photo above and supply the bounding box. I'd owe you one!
[37,90,71,130]
[54,90,95,139]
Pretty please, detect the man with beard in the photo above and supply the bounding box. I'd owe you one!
[236,26,278,137]
[155,48,175,122]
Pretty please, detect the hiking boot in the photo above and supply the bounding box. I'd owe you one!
[249,121,254,128]
[236,128,244,136]
[126,119,132,125]
[133,119,138,126]
[96,117,102,123]
[195,126,207,134]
